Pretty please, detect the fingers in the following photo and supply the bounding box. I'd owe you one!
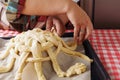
[74,24,86,45]
[46,17,53,31]
[79,25,86,43]
[46,16,66,36]
[85,22,93,39]
[35,22,45,29]
[53,18,66,36]
[74,23,93,45]
[74,25,80,43]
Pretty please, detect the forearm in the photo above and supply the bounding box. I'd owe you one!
[22,0,71,16]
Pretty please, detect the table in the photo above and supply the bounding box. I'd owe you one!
[0,29,19,38]
[89,29,120,80]
[0,29,120,80]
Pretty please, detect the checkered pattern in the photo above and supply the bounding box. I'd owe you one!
[0,29,19,37]
[0,29,73,38]
[89,29,120,80]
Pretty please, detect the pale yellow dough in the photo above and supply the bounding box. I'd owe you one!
[0,28,92,80]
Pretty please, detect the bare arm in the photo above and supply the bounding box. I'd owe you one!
[22,0,70,15]
[22,0,93,44]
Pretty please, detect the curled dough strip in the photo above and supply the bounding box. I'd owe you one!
[31,40,46,80]
[61,47,93,62]
[26,57,50,63]
[66,63,87,77]
[0,48,15,73]
[55,42,62,56]
[15,52,30,80]
[54,32,77,50]
[47,48,66,77]
[0,43,14,60]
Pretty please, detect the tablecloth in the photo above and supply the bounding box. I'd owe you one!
[0,29,19,37]
[89,29,120,80]
[0,29,120,80]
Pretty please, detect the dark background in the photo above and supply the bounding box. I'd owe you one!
[80,0,120,29]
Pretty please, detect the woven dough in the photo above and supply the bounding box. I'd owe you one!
[0,28,92,80]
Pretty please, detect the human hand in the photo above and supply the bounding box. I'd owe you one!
[66,2,93,44]
[46,16,66,36]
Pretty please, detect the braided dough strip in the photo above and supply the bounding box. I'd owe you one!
[31,40,46,80]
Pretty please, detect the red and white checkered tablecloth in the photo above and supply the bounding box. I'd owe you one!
[89,29,120,80]
[0,29,19,38]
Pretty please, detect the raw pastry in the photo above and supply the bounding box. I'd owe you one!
[0,28,92,80]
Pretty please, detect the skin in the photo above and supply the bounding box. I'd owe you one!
[1,0,93,44]
[46,16,66,36]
